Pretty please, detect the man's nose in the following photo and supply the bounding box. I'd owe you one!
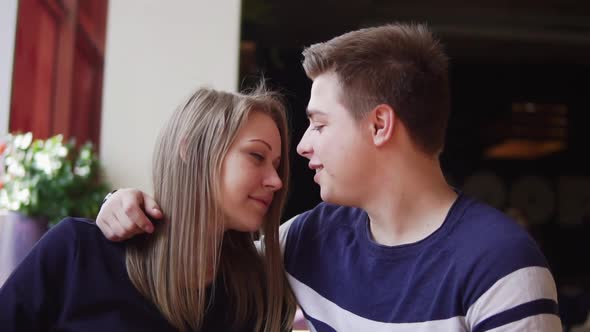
[296,127,313,158]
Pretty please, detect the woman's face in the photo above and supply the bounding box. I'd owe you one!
[220,111,283,232]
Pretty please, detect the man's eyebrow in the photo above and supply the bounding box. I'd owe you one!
[306,108,328,118]
[248,139,272,151]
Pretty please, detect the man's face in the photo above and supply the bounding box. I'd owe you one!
[296,71,373,206]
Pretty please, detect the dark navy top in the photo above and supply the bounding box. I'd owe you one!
[281,194,561,331]
[0,218,253,331]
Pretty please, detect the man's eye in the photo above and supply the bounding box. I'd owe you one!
[311,125,325,132]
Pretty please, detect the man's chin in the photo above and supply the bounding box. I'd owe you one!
[320,189,359,208]
[319,189,338,204]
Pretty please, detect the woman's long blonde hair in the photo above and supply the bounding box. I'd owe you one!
[125,85,295,331]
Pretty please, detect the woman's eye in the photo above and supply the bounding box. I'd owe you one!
[250,153,264,162]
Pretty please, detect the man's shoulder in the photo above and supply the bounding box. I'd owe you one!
[284,203,363,239]
[451,197,546,265]
[448,197,554,313]
[295,202,363,227]
[280,203,364,263]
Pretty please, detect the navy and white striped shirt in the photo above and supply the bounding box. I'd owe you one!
[280,194,561,331]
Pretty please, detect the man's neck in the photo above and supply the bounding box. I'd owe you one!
[363,156,457,247]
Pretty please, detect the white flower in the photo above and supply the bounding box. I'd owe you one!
[74,165,90,177]
[7,162,25,177]
[34,152,53,175]
[80,149,91,160]
[57,146,68,157]
[51,160,62,173]
[16,188,30,205]
[14,133,32,150]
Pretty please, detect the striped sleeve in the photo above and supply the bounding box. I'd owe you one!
[254,214,299,257]
[465,266,561,331]
[278,215,298,257]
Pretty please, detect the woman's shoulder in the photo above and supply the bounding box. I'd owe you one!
[54,216,96,228]
[46,217,112,240]
[34,217,90,247]
[37,217,124,264]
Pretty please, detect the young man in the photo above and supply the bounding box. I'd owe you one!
[97,23,561,331]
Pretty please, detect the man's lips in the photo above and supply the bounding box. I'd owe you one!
[313,167,323,183]
[308,162,323,171]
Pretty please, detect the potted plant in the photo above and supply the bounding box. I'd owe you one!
[0,132,110,284]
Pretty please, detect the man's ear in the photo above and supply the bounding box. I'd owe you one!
[369,104,395,147]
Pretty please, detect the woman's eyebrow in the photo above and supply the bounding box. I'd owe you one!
[248,139,272,151]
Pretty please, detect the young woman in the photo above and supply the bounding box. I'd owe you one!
[0,86,295,331]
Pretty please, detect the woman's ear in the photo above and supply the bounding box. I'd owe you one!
[369,104,395,147]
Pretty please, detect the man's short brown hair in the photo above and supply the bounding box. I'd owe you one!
[302,23,450,155]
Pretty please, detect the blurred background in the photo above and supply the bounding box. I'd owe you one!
[0,0,589,330]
